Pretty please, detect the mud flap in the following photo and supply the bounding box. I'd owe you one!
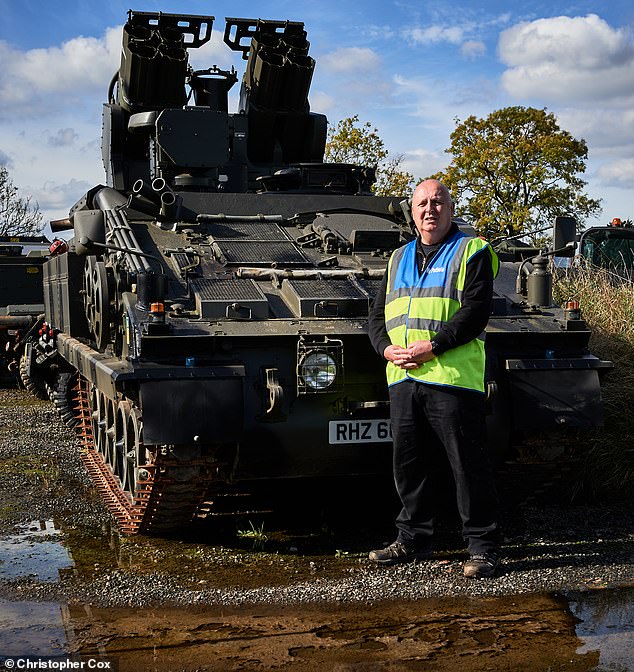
[507,367,604,430]
[140,368,245,445]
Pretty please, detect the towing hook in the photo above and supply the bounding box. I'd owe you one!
[486,380,498,402]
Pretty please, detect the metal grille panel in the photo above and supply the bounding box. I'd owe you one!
[171,252,197,275]
[208,222,291,241]
[288,278,367,299]
[215,241,310,266]
[281,278,369,317]
[190,277,264,300]
[356,277,383,299]
[190,277,268,319]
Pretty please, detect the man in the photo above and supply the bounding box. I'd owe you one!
[368,179,500,579]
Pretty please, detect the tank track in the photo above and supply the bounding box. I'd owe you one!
[48,371,79,429]
[19,353,49,400]
[70,375,225,535]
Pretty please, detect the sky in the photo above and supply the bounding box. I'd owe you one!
[1,0,633,237]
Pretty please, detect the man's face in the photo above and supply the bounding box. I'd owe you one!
[411,181,454,245]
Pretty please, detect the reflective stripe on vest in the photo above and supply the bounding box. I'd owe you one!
[384,230,498,393]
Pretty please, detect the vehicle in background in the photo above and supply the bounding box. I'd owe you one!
[0,235,50,394]
[577,217,634,277]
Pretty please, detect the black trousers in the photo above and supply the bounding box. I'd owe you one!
[389,379,500,554]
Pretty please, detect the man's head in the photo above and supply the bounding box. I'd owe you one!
[411,179,454,245]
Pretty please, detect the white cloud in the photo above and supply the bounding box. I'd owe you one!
[597,159,634,188]
[499,14,634,104]
[461,40,486,60]
[401,148,447,180]
[393,73,500,121]
[309,90,336,116]
[33,178,94,213]
[312,47,392,117]
[47,128,79,147]
[556,107,634,155]
[0,24,239,121]
[405,25,464,45]
[0,27,121,119]
[319,47,381,74]
[402,11,511,52]
[362,25,397,41]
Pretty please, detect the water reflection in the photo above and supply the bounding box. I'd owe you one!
[0,519,632,669]
[0,520,74,582]
[570,587,634,672]
[0,589,632,669]
[0,600,68,657]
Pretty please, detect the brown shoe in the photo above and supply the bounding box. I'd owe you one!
[368,540,432,566]
[463,553,500,578]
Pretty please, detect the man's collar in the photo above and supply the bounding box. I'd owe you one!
[417,221,459,249]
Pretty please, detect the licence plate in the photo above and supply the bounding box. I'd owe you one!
[328,419,392,444]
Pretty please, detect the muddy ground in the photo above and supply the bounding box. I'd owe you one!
[0,388,633,670]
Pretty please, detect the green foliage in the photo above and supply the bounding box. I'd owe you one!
[554,264,634,498]
[431,107,602,239]
[0,166,43,236]
[324,115,415,197]
[237,520,268,549]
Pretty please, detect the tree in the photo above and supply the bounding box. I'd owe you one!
[431,107,602,239]
[0,166,43,237]
[324,115,415,197]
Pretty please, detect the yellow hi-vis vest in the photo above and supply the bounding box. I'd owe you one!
[385,230,499,393]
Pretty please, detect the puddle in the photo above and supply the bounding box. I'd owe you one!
[2,591,632,671]
[0,508,631,668]
[570,587,634,671]
[0,600,68,657]
[0,520,74,582]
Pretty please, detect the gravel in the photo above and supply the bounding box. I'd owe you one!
[0,387,632,608]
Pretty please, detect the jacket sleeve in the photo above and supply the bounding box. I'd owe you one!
[431,246,494,355]
[368,271,391,359]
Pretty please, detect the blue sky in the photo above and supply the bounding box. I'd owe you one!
[1,0,633,234]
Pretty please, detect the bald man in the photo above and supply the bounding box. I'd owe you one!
[368,179,501,578]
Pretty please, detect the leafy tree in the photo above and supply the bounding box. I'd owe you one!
[324,115,415,197]
[431,107,602,239]
[0,166,43,236]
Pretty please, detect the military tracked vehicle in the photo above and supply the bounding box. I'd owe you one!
[36,11,609,534]
[0,235,50,393]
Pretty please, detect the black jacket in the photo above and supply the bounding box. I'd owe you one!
[368,224,495,358]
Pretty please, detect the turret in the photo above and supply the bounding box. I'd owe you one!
[101,12,367,196]
[223,18,326,165]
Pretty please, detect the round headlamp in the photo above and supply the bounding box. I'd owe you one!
[299,351,337,390]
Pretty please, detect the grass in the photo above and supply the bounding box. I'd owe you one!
[554,261,634,499]
[236,520,268,550]
[0,504,21,521]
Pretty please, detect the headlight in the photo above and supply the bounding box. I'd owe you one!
[299,351,337,390]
